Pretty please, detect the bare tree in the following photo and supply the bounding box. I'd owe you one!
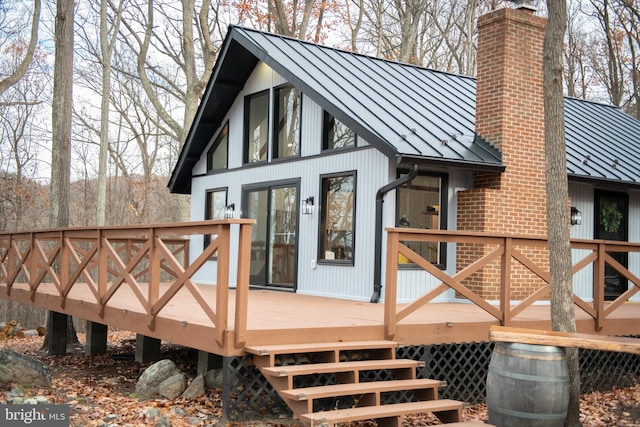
[589,0,628,106]
[96,0,124,225]
[46,0,80,354]
[544,0,581,425]
[0,0,41,97]
[564,1,592,99]
[0,37,48,231]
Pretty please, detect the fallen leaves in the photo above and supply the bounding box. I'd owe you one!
[1,332,639,426]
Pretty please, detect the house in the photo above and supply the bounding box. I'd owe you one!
[168,4,640,305]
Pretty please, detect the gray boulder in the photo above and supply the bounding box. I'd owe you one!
[0,349,51,389]
[181,374,205,398]
[158,373,186,399]
[203,369,223,389]
[135,359,182,399]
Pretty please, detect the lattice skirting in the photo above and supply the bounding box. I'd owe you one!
[221,341,640,421]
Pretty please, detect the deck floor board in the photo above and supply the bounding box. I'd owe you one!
[1,281,639,356]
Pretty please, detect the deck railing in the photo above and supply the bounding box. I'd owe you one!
[2,223,639,350]
[384,228,640,339]
[0,220,254,349]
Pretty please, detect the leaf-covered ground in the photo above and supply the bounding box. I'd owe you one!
[1,331,638,426]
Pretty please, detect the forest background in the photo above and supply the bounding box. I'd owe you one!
[1,0,640,325]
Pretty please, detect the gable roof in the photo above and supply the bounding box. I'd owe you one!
[169,26,640,194]
[565,97,640,185]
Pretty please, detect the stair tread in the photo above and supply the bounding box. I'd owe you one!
[443,423,495,426]
[281,378,443,401]
[300,399,463,422]
[245,340,398,356]
[262,359,423,377]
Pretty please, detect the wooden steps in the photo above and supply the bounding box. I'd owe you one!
[246,340,491,427]
[300,399,464,427]
[246,340,398,368]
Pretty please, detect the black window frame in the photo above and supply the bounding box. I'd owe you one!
[243,89,270,164]
[317,171,357,265]
[272,84,302,160]
[204,187,228,250]
[322,111,356,151]
[395,170,448,269]
[206,121,229,172]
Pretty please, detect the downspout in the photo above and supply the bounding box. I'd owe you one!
[370,163,419,303]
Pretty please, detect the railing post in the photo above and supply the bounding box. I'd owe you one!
[594,242,605,331]
[234,222,252,348]
[148,227,160,329]
[98,229,107,318]
[215,224,230,347]
[28,232,37,296]
[59,231,69,308]
[384,229,400,340]
[500,237,512,325]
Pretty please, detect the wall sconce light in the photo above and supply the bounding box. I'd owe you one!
[570,206,582,225]
[224,203,235,219]
[302,197,314,215]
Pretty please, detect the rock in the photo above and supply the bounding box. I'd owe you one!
[159,373,186,399]
[203,369,223,389]
[103,414,120,423]
[181,374,205,398]
[139,407,161,419]
[169,406,187,416]
[23,396,49,404]
[8,387,25,397]
[135,359,182,399]
[156,416,171,427]
[0,349,51,389]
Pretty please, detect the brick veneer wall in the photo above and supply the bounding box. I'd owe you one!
[457,7,549,299]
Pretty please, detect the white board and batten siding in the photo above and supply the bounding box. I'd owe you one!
[187,62,640,305]
[188,62,391,301]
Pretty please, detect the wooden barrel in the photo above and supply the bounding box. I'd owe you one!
[487,342,569,427]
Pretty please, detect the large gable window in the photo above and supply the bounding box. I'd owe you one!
[244,90,269,163]
[323,111,355,150]
[207,123,228,172]
[397,173,446,266]
[319,172,356,263]
[274,85,301,159]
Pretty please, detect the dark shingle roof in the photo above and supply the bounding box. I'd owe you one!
[168,26,640,194]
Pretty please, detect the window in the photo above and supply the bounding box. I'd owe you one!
[244,91,269,163]
[319,173,356,263]
[396,173,446,266]
[323,111,355,150]
[204,188,227,249]
[207,123,228,172]
[274,85,301,158]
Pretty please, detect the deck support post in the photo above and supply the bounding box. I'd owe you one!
[135,334,161,363]
[197,351,223,375]
[85,321,108,355]
[48,311,68,355]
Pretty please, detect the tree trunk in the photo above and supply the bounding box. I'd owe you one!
[45,0,79,353]
[543,1,581,426]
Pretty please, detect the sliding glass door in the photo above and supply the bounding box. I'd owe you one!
[245,183,298,290]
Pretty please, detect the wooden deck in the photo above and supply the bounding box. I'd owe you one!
[1,221,639,356]
[2,280,639,356]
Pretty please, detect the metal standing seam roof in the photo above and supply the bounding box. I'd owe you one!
[168,25,640,194]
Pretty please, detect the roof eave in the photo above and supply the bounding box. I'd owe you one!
[568,174,640,190]
[397,154,505,172]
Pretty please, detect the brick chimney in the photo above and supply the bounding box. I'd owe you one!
[456,6,548,299]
